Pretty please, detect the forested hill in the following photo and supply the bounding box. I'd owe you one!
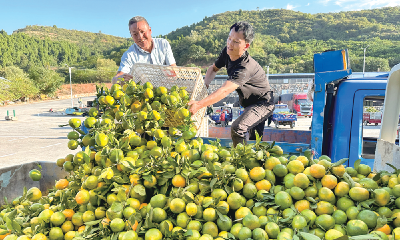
[162,7,400,73]
[14,25,134,59]
[165,7,400,43]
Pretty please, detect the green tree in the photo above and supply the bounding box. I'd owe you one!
[0,66,38,101]
[28,66,64,96]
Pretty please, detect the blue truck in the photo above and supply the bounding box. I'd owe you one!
[204,49,394,170]
[272,104,297,128]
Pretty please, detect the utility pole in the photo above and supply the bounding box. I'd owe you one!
[363,45,369,77]
[65,64,74,108]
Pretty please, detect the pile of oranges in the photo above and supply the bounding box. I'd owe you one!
[0,81,399,240]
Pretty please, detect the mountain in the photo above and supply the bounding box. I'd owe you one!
[2,7,400,76]
[164,7,400,72]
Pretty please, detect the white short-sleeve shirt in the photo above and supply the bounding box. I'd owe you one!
[118,38,176,74]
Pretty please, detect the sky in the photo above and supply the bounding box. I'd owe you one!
[0,0,399,38]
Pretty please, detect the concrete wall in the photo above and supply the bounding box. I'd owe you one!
[0,162,67,205]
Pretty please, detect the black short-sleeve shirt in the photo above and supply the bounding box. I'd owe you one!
[215,47,273,108]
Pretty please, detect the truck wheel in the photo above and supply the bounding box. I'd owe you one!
[309,116,312,118]
[375,123,378,126]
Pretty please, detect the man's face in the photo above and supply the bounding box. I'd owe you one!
[129,21,152,51]
[226,29,250,59]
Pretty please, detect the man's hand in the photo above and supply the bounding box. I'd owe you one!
[112,73,133,85]
[188,101,202,115]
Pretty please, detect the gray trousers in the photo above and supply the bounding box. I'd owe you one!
[231,100,275,147]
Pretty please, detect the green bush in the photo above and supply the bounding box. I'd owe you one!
[0,66,39,102]
[28,66,64,96]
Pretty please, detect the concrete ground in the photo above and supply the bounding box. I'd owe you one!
[0,96,95,168]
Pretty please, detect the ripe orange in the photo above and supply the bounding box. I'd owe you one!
[249,167,266,182]
[310,164,326,178]
[27,187,42,202]
[334,181,350,197]
[55,179,69,190]
[255,179,272,191]
[172,175,186,188]
[294,199,310,212]
[75,190,90,205]
[62,209,75,221]
[321,175,338,189]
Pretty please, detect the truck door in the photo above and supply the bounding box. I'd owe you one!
[348,90,385,168]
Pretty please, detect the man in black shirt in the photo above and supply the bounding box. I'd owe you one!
[188,21,274,146]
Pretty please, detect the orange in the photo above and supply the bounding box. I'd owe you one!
[71,212,84,227]
[294,199,310,212]
[50,212,66,226]
[0,230,10,240]
[293,173,310,189]
[374,188,390,206]
[325,229,344,240]
[321,175,338,189]
[310,164,326,178]
[349,187,369,202]
[242,214,261,230]
[61,221,74,233]
[318,187,336,204]
[287,160,304,174]
[275,191,293,210]
[75,190,90,205]
[331,165,346,177]
[255,179,271,191]
[55,179,69,190]
[27,187,42,202]
[249,167,266,182]
[264,157,281,170]
[315,201,334,215]
[227,192,242,210]
[375,224,391,235]
[292,215,308,230]
[202,222,219,238]
[170,198,186,214]
[49,227,64,240]
[110,218,125,232]
[143,175,157,188]
[203,208,218,222]
[29,169,42,181]
[315,214,335,230]
[346,220,369,236]
[172,175,186,188]
[265,222,280,239]
[334,181,350,197]
[290,186,305,200]
[296,156,309,167]
[235,207,252,220]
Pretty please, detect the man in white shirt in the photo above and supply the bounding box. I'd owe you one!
[112,16,176,84]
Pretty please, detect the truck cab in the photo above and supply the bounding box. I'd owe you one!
[311,49,391,169]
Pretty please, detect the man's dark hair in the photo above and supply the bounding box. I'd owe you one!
[129,16,149,27]
[230,21,254,44]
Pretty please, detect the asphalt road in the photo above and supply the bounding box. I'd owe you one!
[0,96,95,168]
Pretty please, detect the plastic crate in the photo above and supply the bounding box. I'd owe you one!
[130,63,208,130]
[196,116,209,137]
